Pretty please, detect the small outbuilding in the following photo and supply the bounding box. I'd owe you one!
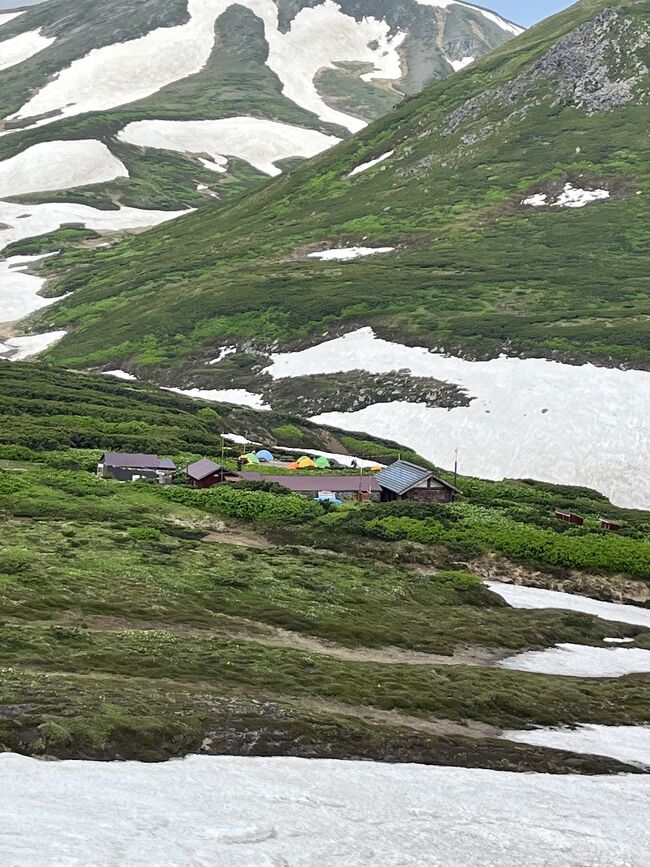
[239,473,380,502]
[186,459,238,489]
[375,460,460,503]
[97,452,176,485]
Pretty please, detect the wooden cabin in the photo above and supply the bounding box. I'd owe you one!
[97,452,176,485]
[600,518,622,533]
[186,459,239,489]
[555,509,585,526]
[375,460,460,503]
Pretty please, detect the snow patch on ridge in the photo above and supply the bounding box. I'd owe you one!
[498,643,650,677]
[0,27,55,71]
[486,581,650,629]
[164,386,270,411]
[266,328,650,509]
[0,140,128,198]
[348,150,394,177]
[448,56,474,72]
[416,1,524,37]
[503,725,650,768]
[0,753,647,866]
[119,118,341,177]
[0,254,62,324]
[0,12,24,28]
[308,246,394,260]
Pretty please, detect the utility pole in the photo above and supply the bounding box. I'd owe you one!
[454,448,459,487]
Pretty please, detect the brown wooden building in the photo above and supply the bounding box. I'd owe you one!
[186,459,239,489]
[375,460,460,503]
[97,452,176,485]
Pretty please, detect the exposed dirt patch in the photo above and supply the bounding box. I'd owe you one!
[201,528,272,549]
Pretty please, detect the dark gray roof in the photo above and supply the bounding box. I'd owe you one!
[375,460,460,496]
[101,452,176,471]
[240,473,379,493]
[186,458,222,481]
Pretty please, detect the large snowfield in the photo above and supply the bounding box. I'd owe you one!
[0,26,55,72]
[0,139,128,197]
[1,753,648,866]
[119,118,340,177]
[267,328,650,509]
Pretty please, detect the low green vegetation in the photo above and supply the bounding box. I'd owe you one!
[0,362,648,767]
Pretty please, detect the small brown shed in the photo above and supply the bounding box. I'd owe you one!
[186,459,237,489]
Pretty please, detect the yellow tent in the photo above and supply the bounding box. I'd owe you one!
[296,457,317,469]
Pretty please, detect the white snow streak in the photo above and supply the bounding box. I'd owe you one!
[102,370,138,381]
[119,118,340,177]
[486,581,650,629]
[6,0,405,134]
[0,330,67,361]
[0,140,128,197]
[415,1,524,37]
[308,246,394,260]
[266,328,650,509]
[0,27,55,71]
[0,12,24,28]
[498,642,650,677]
[1,754,647,866]
[503,725,650,768]
[164,386,270,411]
[348,150,394,177]
[0,254,60,323]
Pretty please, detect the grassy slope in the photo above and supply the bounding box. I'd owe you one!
[37,0,650,372]
[0,363,648,767]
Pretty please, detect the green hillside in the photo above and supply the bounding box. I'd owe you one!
[37,0,650,374]
[0,363,648,767]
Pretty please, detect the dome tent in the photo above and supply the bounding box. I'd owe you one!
[256,449,274,462]
[297,457,317,469]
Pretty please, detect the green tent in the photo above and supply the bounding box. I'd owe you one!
[315,456,331,469]
[245,452,261,464]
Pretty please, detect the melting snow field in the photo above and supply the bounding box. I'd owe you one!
[0,331,67,361]
[0,254,55,323]
[0,140,128,197]
[308,246,394,260]
[503,725,650,768]
[486,581,650,629]
[1,753,648,867]
[267,328,650,509]
[119,118,340,177]
[0,200,188,255]
[498,643,650,677]
[0,27,55,72]
[5,0,406,134]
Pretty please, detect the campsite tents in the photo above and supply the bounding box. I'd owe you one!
[239,453,261,465]
[256,449,274,462]
[315,456,330,469]
[297,457,317,469]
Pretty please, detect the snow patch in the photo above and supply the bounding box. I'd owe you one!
[102,370,137,381]
[522,185,610,209]
[348,150,394,177]
[0,330,67,361]
[119,118,340,177]
[308,246,394,260]
[266,328,650,509]
[416,1,524,37]
[604,637,635,644]
[0,753,647,866]
[0,27,55,71]
[0,12,24,28]
[498,643,650,677]
[0,200,189,255]
[503,725,650,768]
[0,140,128,198]
[164,386,269,411]
[486,581,650,629]
[0,254,62,323]
[448,55,474,72]
[209,346,237,365]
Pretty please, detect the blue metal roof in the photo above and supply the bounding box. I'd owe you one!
[375,460,432,495]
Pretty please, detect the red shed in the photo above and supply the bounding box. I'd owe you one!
[186,459,238,489]
[600,518,622,533]
[555,509,585,526]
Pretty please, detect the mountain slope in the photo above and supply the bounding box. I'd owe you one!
[38,0,650,372]
[0,0,519,209]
